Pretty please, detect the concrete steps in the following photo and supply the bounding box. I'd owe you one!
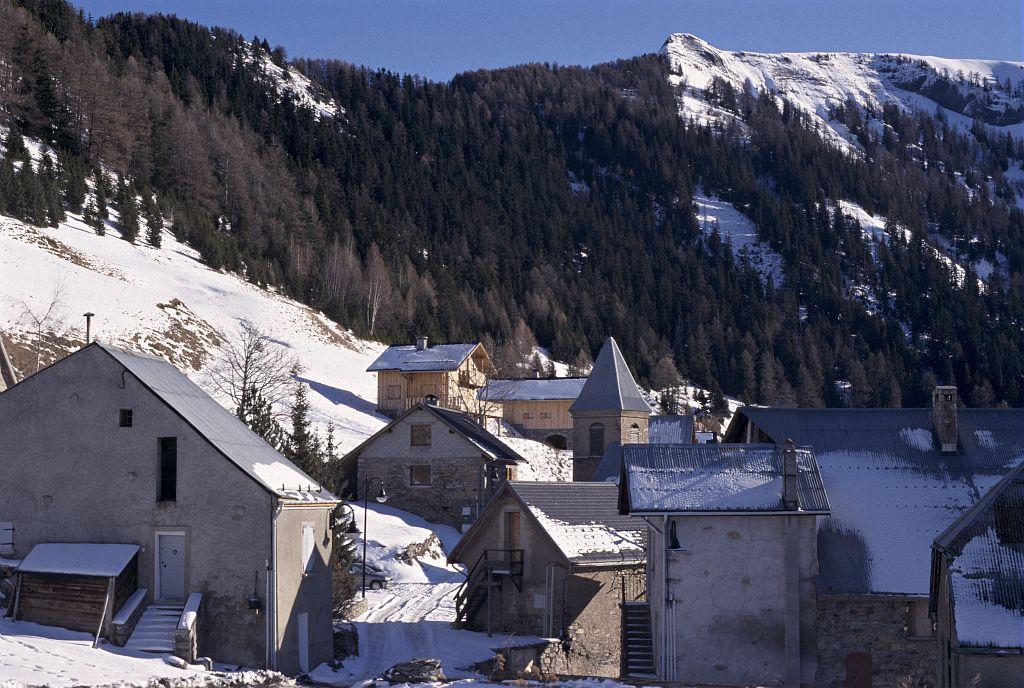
[124,604,182,654]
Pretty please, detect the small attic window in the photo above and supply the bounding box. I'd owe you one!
[119,409,133,427]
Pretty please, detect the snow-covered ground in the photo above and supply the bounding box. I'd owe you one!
[313,503,545,685]
[694,192,783,285]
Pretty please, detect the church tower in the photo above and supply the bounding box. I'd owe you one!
[569,337,651,481]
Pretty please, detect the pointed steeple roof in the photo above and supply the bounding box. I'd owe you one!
[569,337,650,413]
[0,333,18,392]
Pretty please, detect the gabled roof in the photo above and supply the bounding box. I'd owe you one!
[367,343,483,372]
[479,377,587,402]
[0,333,17,392]
[96,343,337,503]
[569,337,650,414]
[451,481,645,566]
[621,443,829,514]
[727,406,1024,596]
[649,415,695,444]
[933,462,1024,650]
[344,402,524,465]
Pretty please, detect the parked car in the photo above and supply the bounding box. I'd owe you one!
[351,561,393,590]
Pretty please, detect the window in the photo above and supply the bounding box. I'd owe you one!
[505,465,517,480]
[589,422,605,457]
[411,424,432,446]
[302,523,316,574]
[410,464,432,486]
[386,385,401,400]
[540,412,551,419]
[628,423,641,444]
[119,409,133,427]
[522,412,533,420]
[908,599,934,638]
[158,437,177,502]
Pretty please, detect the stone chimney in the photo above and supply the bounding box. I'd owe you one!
[415,335,429,351]
[782,439,799,510]
[932,385,959,452]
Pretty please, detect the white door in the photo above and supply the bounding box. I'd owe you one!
[297,612,309,673]
[157,534,186,600]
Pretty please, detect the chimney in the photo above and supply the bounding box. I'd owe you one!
[782,438,799,510]
[415,335,429,351]
[932,385,959,452]
[83,312,95,347]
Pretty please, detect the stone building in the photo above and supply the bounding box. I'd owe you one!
[570,337,651,481]
[448,481,645,678]
[724,390,1024,688]
[367,337,492,417]
[931,460,1024,688]
[342,402,524,530]
[477,377,586,449]
[0,342,339,674]
[620,442,830,687]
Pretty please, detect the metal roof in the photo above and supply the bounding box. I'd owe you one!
[423,404,523,464]
[508,481,645,564]
[934,463,1024,649]
[478,377,587,401]
[621,443,829,514]
[366,343,480,372]
[569,337,651,413]
[729,407,1024,596]
[98,343,337,503]
[649,415,695,444]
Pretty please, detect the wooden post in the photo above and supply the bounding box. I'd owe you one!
[10,573,22,620]
[93,577,114,648]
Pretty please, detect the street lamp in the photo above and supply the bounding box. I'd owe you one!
[361,476,387,598]
[335,503,360,543]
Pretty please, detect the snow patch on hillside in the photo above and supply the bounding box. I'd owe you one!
[695,192,783,285]
[236,45,341,120]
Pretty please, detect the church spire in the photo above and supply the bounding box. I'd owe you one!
[569,337,649,413]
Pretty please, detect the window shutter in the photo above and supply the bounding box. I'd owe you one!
[302,523,315,573]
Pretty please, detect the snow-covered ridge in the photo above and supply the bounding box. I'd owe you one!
[661,33,1024,149]
[236,44,342,121]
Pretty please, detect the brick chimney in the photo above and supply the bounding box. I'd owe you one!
[932,385,959,452]
[415,335,429,351]
[782,438,799,510]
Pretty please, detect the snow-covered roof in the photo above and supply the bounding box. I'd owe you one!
[97,343,338,503]
[18,543,139,577]
[509,482,645,565]
[569,337,651,414]
[621,444,829,514]
[425,405,524,464]
[934,462,1024,649]
[649,415,695,444]
[366,343,481,372]
[728,407,1024,596]
[478,377,586,402]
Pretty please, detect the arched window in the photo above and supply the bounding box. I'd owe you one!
[545,434,568,450]
[628,423,641,444]
[589,423,605,457]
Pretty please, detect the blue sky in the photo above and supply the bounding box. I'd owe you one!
[75,0,1023,81]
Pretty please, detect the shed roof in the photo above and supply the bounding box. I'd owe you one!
[508,481,645,564]
[934,463,1024,649]
[367,343,481,372]
[726,407,1024,596]
[569,338,650,413]
[97,343,337,503]
[649,415,695,444]
[621,443,828,514]
[18,543,139,577]
[479,377,587,402]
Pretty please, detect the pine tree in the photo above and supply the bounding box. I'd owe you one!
[4,129,28,161]
[285,374,320,482]
[59,154,87,212]
[237,384,285,450]
[116,177,140,243]
[94,172,109,220]
[143,194,163,247]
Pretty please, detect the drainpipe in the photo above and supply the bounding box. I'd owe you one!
[268,498,282,670]
[782,440,801,687]
[662,514,670,680]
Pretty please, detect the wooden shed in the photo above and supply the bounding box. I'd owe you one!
[13,543,139,634]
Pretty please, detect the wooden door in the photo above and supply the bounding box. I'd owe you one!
[298,611,309,673]
[504,510,521,550]
[157,534,185,600]
[844,651,872,688]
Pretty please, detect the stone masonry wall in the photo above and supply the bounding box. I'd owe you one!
[816,595,938,688]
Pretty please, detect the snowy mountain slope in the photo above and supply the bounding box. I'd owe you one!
[0,210,386,453]
[239,45,342,121]
[662,33,1024,149]
[694,191,783,284]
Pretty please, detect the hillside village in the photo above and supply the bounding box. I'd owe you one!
[1,1,1024,687]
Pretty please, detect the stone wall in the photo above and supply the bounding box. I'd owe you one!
[815,594,938,688]
[355,407,494,529]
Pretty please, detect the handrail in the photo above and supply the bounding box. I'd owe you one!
[177,592,202,631]
[453,549,525,620]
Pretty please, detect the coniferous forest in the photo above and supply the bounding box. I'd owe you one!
[2,0,1023,409]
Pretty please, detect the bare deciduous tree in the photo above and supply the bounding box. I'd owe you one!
[207,321,297,421]
[17,281,70,372]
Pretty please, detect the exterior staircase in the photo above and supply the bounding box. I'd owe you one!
[453,549,524,633]
[623,602,655,678]
[124,603,183,654]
